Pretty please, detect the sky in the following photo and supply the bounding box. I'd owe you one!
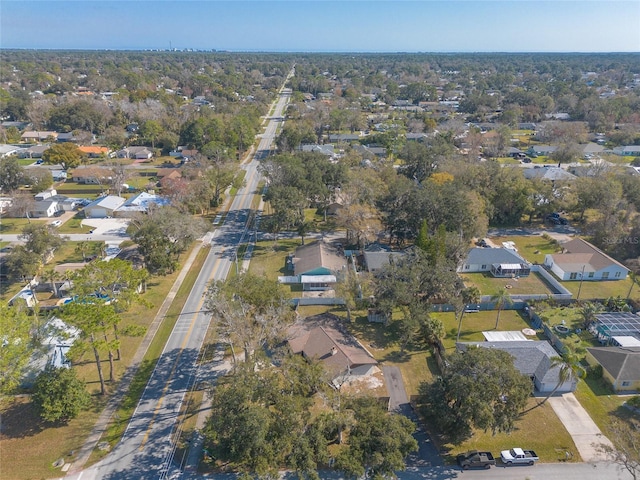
[1,1,639,53]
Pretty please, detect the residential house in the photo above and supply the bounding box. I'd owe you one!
[586,346,640,392]
[1,121,31,130]
[158,169,183,189]
[113,192,170,217]
[78,146,110,158]
[0,144,21,158]
[21,131,58,142]
[458,341,577,393]
[362,243,406,273]
[19,145,50,159]
[328,134,360,142]
[544,238,629,281]
[71,166,113,185]
[30,199,62,218]
[405,132,428,142]
[83,195,126,218]
[580,142,605,156]
[293,240,347,291]
[527,145,558,156]
[116,146,153,159]
[300,144,337,158]
[613,146,640,157]
[21,317,81,387]
[523,166,577,182]
[288,314,378,381]
[352,144,387,159]
[0,197,12,214]
[34,189,57,201]
[458,247,531,278]
[56,132,77,143]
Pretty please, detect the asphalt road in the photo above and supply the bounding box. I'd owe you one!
[60,84,292,480]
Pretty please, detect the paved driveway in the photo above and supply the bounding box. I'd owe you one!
[548,392,614,462]
[382,365,443,468]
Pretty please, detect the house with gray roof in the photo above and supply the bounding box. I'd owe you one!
[458,247,531,278]
[544,238,629,281]
[83,195,126,218]
[523,166,577,182]
[527,145,558,156]
[587,346,640,392]
[300,144,336,158]
[362,244,406,272]
[19,145,50,159]
[613,146,640,156]
[458,341,576,393]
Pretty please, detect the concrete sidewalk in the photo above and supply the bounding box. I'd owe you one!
[548,392,614,462]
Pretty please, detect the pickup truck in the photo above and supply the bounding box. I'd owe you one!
[500,447,539,466]
[456,450,496,469]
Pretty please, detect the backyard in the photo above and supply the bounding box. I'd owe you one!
[460,271,557,296]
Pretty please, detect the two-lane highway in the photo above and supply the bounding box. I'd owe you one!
[63,83,292,480]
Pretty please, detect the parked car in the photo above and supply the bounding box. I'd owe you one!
[500,448,539,466]
[457,450,496,470]
[475,239,489,248]
[53,210,64,217]
[546,213,568,225]
[50,220,62,227]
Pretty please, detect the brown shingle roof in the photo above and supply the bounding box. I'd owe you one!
[288,314,377,376]
[293,241,346,276]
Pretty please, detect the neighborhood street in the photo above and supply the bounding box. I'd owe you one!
[60,85,292,480]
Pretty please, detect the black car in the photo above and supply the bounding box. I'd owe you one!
[53,210,65,217]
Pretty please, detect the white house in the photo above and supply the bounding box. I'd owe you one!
[544,238,629,281]
[30,200,61,218]
[458,248,531,278]
[116,146,153,159]
[113,192,170,217]
[83,195,126,218]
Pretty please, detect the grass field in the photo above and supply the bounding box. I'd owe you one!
[248,238,299,281]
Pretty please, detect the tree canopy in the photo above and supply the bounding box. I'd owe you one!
[419,346,532,442]
[32,366,91,423]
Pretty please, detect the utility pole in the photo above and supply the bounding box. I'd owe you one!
[576,265,586,301]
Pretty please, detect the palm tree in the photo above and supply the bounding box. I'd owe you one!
[579,301,603,330]
[296,221,312,245]
[75,241,91,262]
[538,348,585,407]
[456,286,481,342]
[491,288,513,329]
[41,267,61,298]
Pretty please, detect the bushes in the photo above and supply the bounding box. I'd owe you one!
[32,366,91,423]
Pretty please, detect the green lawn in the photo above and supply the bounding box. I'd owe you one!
[491,235,562,265]
[57,215,95,234]
[562,277,639,302]
[443,397,581,463]
[248,238,299,281]
[461,271,555,296]
[0,217,50,233]
[433,309,536,350]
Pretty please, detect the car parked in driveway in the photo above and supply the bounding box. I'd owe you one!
[50,220,62,227]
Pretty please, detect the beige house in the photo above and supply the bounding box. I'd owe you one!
[587,346,640,392]
[544,238,629,281]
